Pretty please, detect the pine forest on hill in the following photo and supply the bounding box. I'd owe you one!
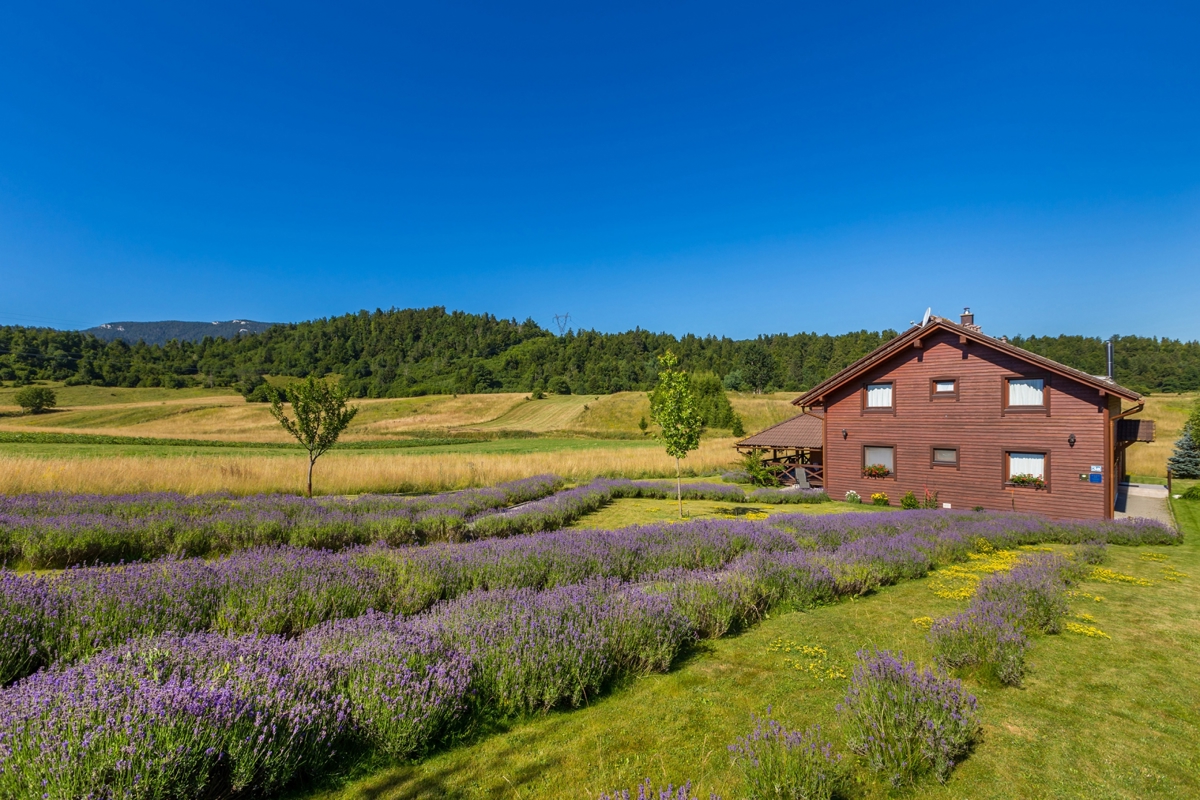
[1,307,1198,397]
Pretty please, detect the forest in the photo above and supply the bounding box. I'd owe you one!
[1,307,1197,397]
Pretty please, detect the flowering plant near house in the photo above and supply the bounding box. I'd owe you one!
[871,492,889,506]
[844,490,861,503]
[862,464,891,478]
[1008,473,1046,488]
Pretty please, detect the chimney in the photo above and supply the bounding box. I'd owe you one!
[1106,339,1114,380]
[959,307,981,333]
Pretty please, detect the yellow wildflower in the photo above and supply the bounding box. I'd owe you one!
[1090,567,1153,586]
[1065,622,1111,639]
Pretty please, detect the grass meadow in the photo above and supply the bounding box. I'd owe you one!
[301,498,1200,800]
[0,385,802,495]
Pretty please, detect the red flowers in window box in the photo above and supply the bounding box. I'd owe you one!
[862,464,891,479]
[1007,473,1046,489]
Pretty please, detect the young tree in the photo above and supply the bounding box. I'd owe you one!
[14,386,57,414]
[270,376,359,497]
[649,351,704,518]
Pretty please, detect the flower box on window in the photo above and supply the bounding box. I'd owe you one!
[862,464,891,479]
[1007,473,1046,489]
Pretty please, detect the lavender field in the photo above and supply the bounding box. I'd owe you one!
[0,477,828,569]
[0,493,1179,799]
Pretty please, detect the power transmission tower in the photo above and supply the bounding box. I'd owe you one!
[553,313,571,336]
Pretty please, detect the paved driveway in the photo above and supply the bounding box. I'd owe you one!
[1115,483,1176,528]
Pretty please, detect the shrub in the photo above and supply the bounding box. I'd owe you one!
[928,600,1028,686]
[531,387,546,399]
[900,491,920,510]
[740,452,780,487]
[839,648,980,786]
[729,715,845,800]
[13,386,56,414]
[548,376,571,395]
[844,490,861,504]
[1074,541,1109,566]
[975,554,1069,634]
[871,492,889,506]
[920,490,940,509]
[722,470,753,484]
[1181,485,1200,501]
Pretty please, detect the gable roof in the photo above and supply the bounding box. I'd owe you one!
[793,316,1142,407]
[736,409,823,449]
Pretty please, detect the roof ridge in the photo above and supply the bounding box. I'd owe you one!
[793,317,1141,406]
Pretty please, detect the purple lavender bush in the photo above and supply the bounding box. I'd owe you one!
[728,715,845,800]
[599,780,719,800]
[975,553,1070,634]
[839,648,980,786]
[299,612,473,758]
[928,600,1029,686]
[747,487,831,505]
[0,633,350,799]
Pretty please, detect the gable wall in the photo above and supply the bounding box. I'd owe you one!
[821,328,1112,519]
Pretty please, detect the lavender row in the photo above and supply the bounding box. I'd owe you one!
[0,475,562,567]
[0,512,1177,684]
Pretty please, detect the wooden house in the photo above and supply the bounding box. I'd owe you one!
[736,310,1155,519]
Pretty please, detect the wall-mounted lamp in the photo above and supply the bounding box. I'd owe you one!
[841,428,848,440]
[1068,433,1076,447]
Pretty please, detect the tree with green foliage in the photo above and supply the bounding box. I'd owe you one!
[13,386,56,414]
[690,371,745,433]
[270,377,359,497]
[1167,428,1200,479]
[649,351,704,517]
[741,343,775,393]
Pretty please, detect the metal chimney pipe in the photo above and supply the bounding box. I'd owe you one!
[1106,339,1114,380]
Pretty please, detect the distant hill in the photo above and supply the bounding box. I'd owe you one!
[0,307,1195,396]
[83,320,278,345]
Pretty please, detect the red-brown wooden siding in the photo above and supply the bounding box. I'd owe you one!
[821,328,1113,519]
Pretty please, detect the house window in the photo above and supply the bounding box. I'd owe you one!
[863,445,895,476]
[865,382,893,409]
[932,447,958,466]
[1007,378,1045,407]
[930,378,958,400]
[1007,451,1047,487]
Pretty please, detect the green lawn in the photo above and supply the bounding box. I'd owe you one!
[571,497,884,529]
[304,503,1200,800]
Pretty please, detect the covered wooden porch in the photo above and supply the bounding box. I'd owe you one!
[734,410,824,488]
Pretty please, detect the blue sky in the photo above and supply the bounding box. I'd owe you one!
[1,1,1198,340]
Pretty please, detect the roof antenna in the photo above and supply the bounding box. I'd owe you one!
[553,313,571,336]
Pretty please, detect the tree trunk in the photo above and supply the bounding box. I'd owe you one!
[308,457,315,498]
[676,457,683,518]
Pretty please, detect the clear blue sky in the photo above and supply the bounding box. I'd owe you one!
[1,1,1197,340]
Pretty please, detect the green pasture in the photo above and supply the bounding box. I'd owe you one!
[302,500,1199,800]
[0,382,238,407]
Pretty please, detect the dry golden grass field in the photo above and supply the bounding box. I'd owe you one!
[0,383,1182,494]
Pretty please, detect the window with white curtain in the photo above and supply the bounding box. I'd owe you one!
[864,446,894,472]
[1007,378,1045,406]
[866,383,893,408]
[934,380,956,394]
[1008,452,1045,479]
